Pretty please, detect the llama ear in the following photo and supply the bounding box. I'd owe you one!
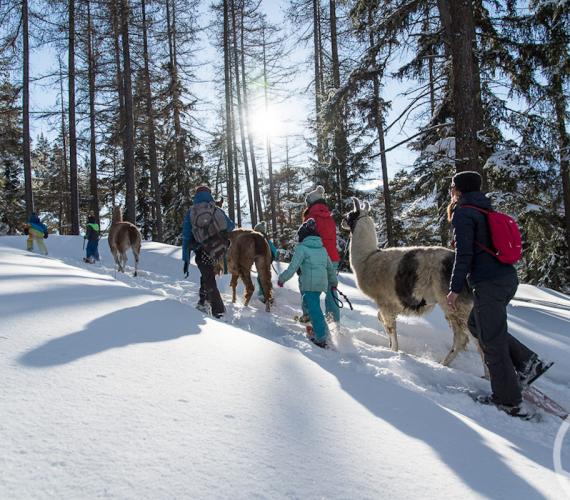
[363,201,370,213]
[352,197,361,212]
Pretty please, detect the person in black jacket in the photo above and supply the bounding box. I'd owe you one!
[446,171,550,418]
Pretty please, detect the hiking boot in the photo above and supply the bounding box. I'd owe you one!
[519,356,553,389]
[196,302,210,314]
[298,314,310,324]
[213,312,224,319]
[310,337,328,349]
[306,325,314,340]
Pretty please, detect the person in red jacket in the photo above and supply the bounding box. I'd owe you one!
[298,185,341,324]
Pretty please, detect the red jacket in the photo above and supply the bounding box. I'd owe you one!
[304,203,340,262]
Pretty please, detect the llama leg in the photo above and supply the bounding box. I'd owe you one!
[241,269,255,306]
[132,248,139,277]
[378,310,398,351]
[442,314,470,366]
[230,274,239,303]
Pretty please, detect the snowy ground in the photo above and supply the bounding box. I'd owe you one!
[1,235,569,499]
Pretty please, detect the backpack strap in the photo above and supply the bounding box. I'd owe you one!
[457,204,497,257]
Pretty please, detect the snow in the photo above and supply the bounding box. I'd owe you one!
[1,235,569,499]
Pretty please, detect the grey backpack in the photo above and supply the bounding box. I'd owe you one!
[190,201,229,259]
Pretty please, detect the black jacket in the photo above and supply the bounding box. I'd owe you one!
[450,191,515,293]
[85,223,100,242]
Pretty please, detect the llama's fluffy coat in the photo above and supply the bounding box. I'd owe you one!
[344,198,473,366]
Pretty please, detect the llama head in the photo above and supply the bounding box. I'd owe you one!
[112,205,123,223]
[342,197,370,232]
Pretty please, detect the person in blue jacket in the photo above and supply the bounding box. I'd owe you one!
[182,186,235,318]
[25,212,49,255]
[84,215,100,263]
[253,220,278,303]
[277,218,338,348]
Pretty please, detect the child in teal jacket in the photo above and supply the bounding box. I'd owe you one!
[278,218,338,348]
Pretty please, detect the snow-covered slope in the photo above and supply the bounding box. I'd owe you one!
[1,235,569,499]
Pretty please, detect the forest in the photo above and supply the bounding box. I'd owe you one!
[0,0,568,291]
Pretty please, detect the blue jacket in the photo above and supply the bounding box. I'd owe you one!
[182,192,235,263]
[278,236,337,293]
[28,214,48,236]
[450,191,515,293]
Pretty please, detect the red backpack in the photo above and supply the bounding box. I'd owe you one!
[462,205,522,264]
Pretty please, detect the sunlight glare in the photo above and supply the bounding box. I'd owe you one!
[250,105,282,138]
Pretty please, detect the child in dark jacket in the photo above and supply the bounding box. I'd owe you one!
[278,218,338,348]
[447,171,550,418]
[84,215,100,263]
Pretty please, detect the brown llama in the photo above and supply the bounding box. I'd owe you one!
[215,228,274,312]
[108,206,142,277]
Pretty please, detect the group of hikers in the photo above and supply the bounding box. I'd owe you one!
[23,170,550,419]
[24,212,101,262]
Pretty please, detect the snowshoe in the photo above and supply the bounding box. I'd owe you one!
[519,357,553,389]
[196,302,211,315]
[471,392,540,421]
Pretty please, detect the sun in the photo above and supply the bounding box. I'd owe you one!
[249,105,282,139]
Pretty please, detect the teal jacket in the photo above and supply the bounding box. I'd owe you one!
[278,236,338,293]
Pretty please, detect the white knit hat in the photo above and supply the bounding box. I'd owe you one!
[305,185,326,205]
[254,221,267,235]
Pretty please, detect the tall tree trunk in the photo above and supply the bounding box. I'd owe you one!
[329,0,348,206]
[312,0,323,166]
[141,0,163,241]
[68,0,80,234]
[223,0,235,220]
[230,0,255,224]
[58,57,70,234]
[22,0,34,218]
[262,28,277,239]
[111,0,127,196]
[368,10,394,246]
[166,0,186,183]
[87,0,100,224]
[120,0,136,223]
[240,8,263,220]
[229,72,242,227]
[437,0,485,174]
[553,72,570,258]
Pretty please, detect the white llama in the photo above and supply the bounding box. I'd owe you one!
[342,198,474,366]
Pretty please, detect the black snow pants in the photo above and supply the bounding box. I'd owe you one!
[467,271,536,406]
[196,248,225,316]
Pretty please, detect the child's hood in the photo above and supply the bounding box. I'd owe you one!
[301,235,324,249]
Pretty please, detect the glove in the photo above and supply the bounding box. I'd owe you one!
[183,261,189,278]
[277,281,284,288]
[331,286,338,292]
[43,232,48,239]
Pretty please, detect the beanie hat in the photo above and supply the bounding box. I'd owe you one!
[297,218,318,242]
[305,185,326,205]
[88,215,96,223]
[451,171,482,193]
[195,185,211,194]
[254,221,267,235]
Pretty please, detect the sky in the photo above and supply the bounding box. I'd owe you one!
[22,0,419,191]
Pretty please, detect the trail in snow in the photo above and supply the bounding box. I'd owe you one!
[9,235,570,420]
